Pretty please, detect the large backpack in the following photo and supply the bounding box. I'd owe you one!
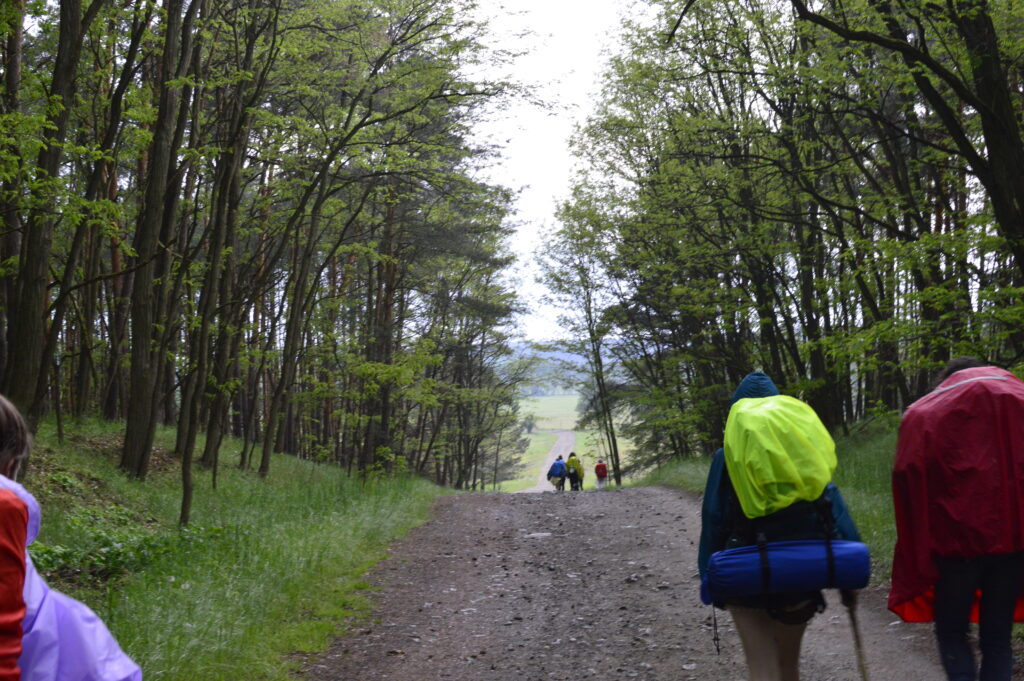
[723,394,836,519]
[702,395,869,608]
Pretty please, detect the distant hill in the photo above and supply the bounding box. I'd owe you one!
[511,342,586,395]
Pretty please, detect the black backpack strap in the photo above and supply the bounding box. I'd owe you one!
[756,530,771,592]
[814,494,837,588]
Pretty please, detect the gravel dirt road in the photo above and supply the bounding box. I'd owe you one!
[300,483,957,681]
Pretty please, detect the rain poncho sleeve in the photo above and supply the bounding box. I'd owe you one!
[826,484,860,543]
[698,449,731,579]
[889,367,1024,622]
[0,475,142,681]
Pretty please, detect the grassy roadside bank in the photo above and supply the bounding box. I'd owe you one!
[26,419,447,681]
[637,419,900,576]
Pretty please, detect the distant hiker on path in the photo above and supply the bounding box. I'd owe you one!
[547,455,567,491]
[890,358,1024,681]
[594,458,608,490]
[698,371,862,681]
[566,452,584,491]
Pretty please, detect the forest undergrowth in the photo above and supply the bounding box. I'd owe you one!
[24,418,446,681]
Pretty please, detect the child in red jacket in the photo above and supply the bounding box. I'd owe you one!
[594,459,608,490]
[0,394,141,681]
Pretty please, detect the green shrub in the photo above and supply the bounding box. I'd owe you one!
[32,522,222,583]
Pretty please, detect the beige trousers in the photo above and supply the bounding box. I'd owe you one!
[728,605,809,681]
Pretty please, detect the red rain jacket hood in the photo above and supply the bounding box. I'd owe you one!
[889,366,1024,622]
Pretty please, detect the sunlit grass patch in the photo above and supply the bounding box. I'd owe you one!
[520,394,580,431]
[634,457,710,494]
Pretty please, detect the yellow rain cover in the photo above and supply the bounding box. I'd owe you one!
[723,395,836,519]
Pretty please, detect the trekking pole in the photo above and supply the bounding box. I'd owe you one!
[845,600,870,681]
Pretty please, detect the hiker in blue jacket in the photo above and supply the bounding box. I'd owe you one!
[698,371,861,681]
[547,455,567,491]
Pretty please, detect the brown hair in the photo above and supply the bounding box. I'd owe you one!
[0,394,31,479]
[936,356,989,383]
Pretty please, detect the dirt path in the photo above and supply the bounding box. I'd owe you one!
[518,431,575,494]
[300,486,949,681]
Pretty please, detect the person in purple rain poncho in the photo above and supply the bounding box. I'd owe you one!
[0,394,141,681]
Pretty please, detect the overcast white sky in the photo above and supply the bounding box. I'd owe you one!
[468,0,628,342]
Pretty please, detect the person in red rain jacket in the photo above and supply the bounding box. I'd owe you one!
[594,459,608,490]
[890,358,1024,681]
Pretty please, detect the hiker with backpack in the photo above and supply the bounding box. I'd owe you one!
[890,358,1024,681]
[698,371,864,681]
[594,458,608,490]
[566,452,584,491]
[547,455,567,491]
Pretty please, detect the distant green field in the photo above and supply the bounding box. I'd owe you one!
[521,394,580,431]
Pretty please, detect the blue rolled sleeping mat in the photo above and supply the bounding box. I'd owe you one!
[701,539,871,605]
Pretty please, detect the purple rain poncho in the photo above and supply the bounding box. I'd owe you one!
[0,476,141,681]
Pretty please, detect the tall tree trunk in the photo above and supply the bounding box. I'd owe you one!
[122,0,199,479]
[0,0,25,377]
[3,0,105,423]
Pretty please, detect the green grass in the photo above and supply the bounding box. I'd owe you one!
[27,418,446,681]
[831,420,899,577]
[636,456,710,494]
[520,394,580,431]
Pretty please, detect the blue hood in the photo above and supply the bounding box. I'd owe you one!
[730,371,779,405]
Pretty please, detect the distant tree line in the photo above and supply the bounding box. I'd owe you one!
[0,0,529,522]
[545,0,1024,468]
